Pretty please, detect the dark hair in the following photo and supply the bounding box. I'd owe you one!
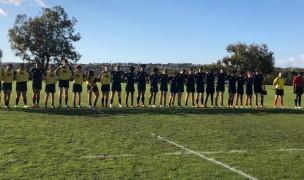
[36,61,41,65]
[8,63,13,67]
[153,67,159,73]
[62,59,68,63]
[255,68,260,72]
[298,72,303,76]
[88,70,94,76]
[240,70,245,75]
[129,66,135,71]
[116,64,121,68]
[140,64,146,68]
[76,64,82,69]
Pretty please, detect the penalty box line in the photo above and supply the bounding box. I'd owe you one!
[151,133,257,180]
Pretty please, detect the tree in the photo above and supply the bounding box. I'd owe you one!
[221,43,275,74]
[8,6,81,70]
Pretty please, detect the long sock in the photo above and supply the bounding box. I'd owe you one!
[110,98,113,104]
[118,98,121,105]
[137,96,140,104]
[33,97,36,105]
[101,97,105,107]
[261,99,264,106]
[59,98,62,105]
[295,99,298,106]
[141,97,145,105]
[196,98,199,105]
[299,98,301,107]
[16,98,19,105]
[228,99,230,106]
[65,97,68,105]
[37,95,40,104]
[105,98,108,106]
[73,101,76,107]
[24,98,27,105]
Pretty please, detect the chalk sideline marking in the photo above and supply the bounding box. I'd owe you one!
[151,133,257,180]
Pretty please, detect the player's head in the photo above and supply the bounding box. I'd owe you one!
[255,68,260,74]
[247,71,252,78]
[140,64,146,71]
[88,70,94,77]
[104,66,109,72]
[180,69,185,74]
[278,72,282,77]
[35,61,41,69]
[189,68,193,74]
[62,58,68,66]
[220,67,225,73]
[163,68,167,74]
[75,64,82,71]
[173,71,178,76]
[153,67,159,73]
[116,64,121,71]
[7,63,13,70]
[199,66,203,72]
[49,64,55,71]
[240,70,245,76]
[129,66,135,72]
[19,63,25,70]
[298,72,303,77]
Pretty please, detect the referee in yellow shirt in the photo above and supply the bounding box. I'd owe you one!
[14,63,29,108]
[273,72,285,108]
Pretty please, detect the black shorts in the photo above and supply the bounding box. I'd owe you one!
[111,83,121,92]
[237,87,244,95]
[45,84,56,93]
[160,84,168,91]
[59,80,70,88]
[196,84,204,93]
[216,85,225,92]
[228,87,236,94]
[150,85,158,93]
[102,84,110,92]
[125,84,135,92]
[16,82,27,92]
[32,80,42,90]
[137,83,146,91]
[275,89,284,96]
[206,86,215,94]
[87,85,99,92]
[186,85,195,93]
[170,86,178,93]
[294,87,303,95]
[254,85,263,94]
[177,84,184,92]
[246,87,253,95]
[3,83,12,91]
[73,84,83,93]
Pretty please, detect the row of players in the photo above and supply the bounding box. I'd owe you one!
[0,60,303,109]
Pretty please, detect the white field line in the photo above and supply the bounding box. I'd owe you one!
[81,103,104,114]
[151,133,257,180]
[279,148,304,152]
[82,154,135,159]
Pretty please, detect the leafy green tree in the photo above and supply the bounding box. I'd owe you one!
[8,6,81,69]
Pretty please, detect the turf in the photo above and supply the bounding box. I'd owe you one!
[0,82,304,179]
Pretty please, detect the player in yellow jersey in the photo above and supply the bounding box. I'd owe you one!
[2,64,14,108]
[273,72,285,108]
[44,65,57,108]
[56,58,73,108]
[14,63,29,108]
[86,71,99,108]
[72,65,85,108]
[100,66,111,107]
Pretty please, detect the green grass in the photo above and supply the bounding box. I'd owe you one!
[1,82,304,179]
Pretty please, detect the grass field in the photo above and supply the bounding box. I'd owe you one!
[1,82,304,179]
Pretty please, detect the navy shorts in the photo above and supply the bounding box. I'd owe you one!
[137,83,146,91]
[125,84,135,92]
[150,85,158,93]
[216,85,225,92]
[160,84,168,91]
[87,85,99,92]
[246,87,253,95]
[186,85,195,93]
[237,87,244,95]
[206,86,215,94]
[111,83,121,92]
[170,86,178,93]
[254,86,263,94]
[196,84,204,93]
[3,83,12,91]
[73,84,83,93]
[102,84,110,92]
[45,84,56,93]
[275,89,284,96]
[59,80,70,88]
[177,84,184,92]
[228,87,236,94]
[294,87,303,95]
[32,81,42,90]
[16,82,27,92]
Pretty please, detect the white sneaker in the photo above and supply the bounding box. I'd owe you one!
[299,106,302,109]
[240,106,244,108]
[64,105,68,108]
[211,105,214,108]
[130,105,134,108]
[77,105,81,108]
[295,106,298,109]
[109,104,113,108]
[88,105,92,108]
[152,105,156,108]
[160,105,163,107]
[148,105,151,107]
[119,104,122,108]
[274,106,277,109]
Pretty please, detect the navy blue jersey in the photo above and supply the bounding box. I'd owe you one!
[30,68,45,82]
[253,74,264,87]
[237,76,245,89]
[159,74,168,86]
[196,72,205,85]
[136,71,148,84]
[124,72,135,85]
[227,75,237,89]
[169,76,178,92]
[150,74,159,86]
[216,72,227,86]
[176,73,186,86]
[186,74,195,86]
[205,73,215,87]
[245,77,253,87]
[111,71,124,83]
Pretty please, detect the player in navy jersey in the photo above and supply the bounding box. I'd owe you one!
[168,71,178,107]
[124,66,136,107]
[215,67,226,108]
[195,67,205,107]
[204,69,216,108]
[149,67,159,107]
[136,64,148,107]
[176,69,186,107]
[109,64,124,107]
[185,68,196,107]
[253,68,266,108]
[30,61,45,108]
[235,71,245,108]
[159,69,168,107]
[226,70,237,108]
[245,72,253,108]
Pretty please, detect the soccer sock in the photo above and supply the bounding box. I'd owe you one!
[295,99,298,106]
[37,95,40,104]
[101,97,105,107]
[59,98,62,105]
[32,96,36,105]
[24,98,27,105]
[299,98,302,107]
[110,98,113,104]
[196,98,199,105]
[137,96,140,104]
[73,101,76,107]
[65,97,68,105]
[105,98,108,106]
[16,98,19,105]
[118,98,121,105]
[261,99,264,106]
[141,97,145,105]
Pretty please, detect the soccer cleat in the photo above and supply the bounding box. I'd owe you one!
[240,106,244,108]
[5,106,9,108]
[88,105,92,108]
[64,105,68,108]
[77,105,81,108]
[160,105,163,107]
[119,104,122,108]
[152,105,156,108]
[299,106,302,109]
[14,105,18,108]
[281,106,285,109]
[51,106,54,109]
[24,105,29,108]
[274,106,277,109]
[130,105,134,108]
[109,104,113,108]
[148,105,151,107]
[142,105,145,107]
[210,105,214,108]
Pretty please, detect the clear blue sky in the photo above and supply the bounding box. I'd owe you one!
[0,0,304,67]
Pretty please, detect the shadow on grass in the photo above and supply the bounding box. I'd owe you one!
[5,106,304,117]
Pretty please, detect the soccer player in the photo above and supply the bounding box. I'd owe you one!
[168,71,178,107]
[235,71,245,108]
[109,64,124,108]
[56,58,73,108]
[226,70,237,108]
[149,67,159,107]
[195,67,205,107]
[100,66,111,108]
[176,69,186,107]
[245,72,253,108]
[159,69,168,107]
[14,63,29,108]
[2,64,14,108]
[86,71,99,108]
[124,66,136,107]
[136,64,148,107]
[30,61,44,108]
[215,67,226,108]
[293,72,304,108]
[273,72,285,108]
[253,68,266,108]
[44,64,57,108]
[72,65,85,108]
[204,69,216,108]
[185,68,196,107]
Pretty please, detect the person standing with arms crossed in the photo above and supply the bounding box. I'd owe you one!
[149,67,159,107]
[293,72,304,108]
[185,68,196,107]
[14,63,29,108]
[72,65,85,108]
[204,69,216,108]
[273,72,285,108]
[109,64,124,108]
[195,67,205,108]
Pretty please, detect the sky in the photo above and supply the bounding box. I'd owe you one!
[0,0,304,67]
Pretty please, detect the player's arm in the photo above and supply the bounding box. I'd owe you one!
[55,66,60,76]
[69,65,74,77]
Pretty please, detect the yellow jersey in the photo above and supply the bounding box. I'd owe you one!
[15,69,29,82]
[100,71,111,85]
[86,76,97,87]
[0,68,3,81]
[3,70,14,83]
[56,66,72,80]
[273,77,285,90]
[45,71,57,85]
[73,71,84,85]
